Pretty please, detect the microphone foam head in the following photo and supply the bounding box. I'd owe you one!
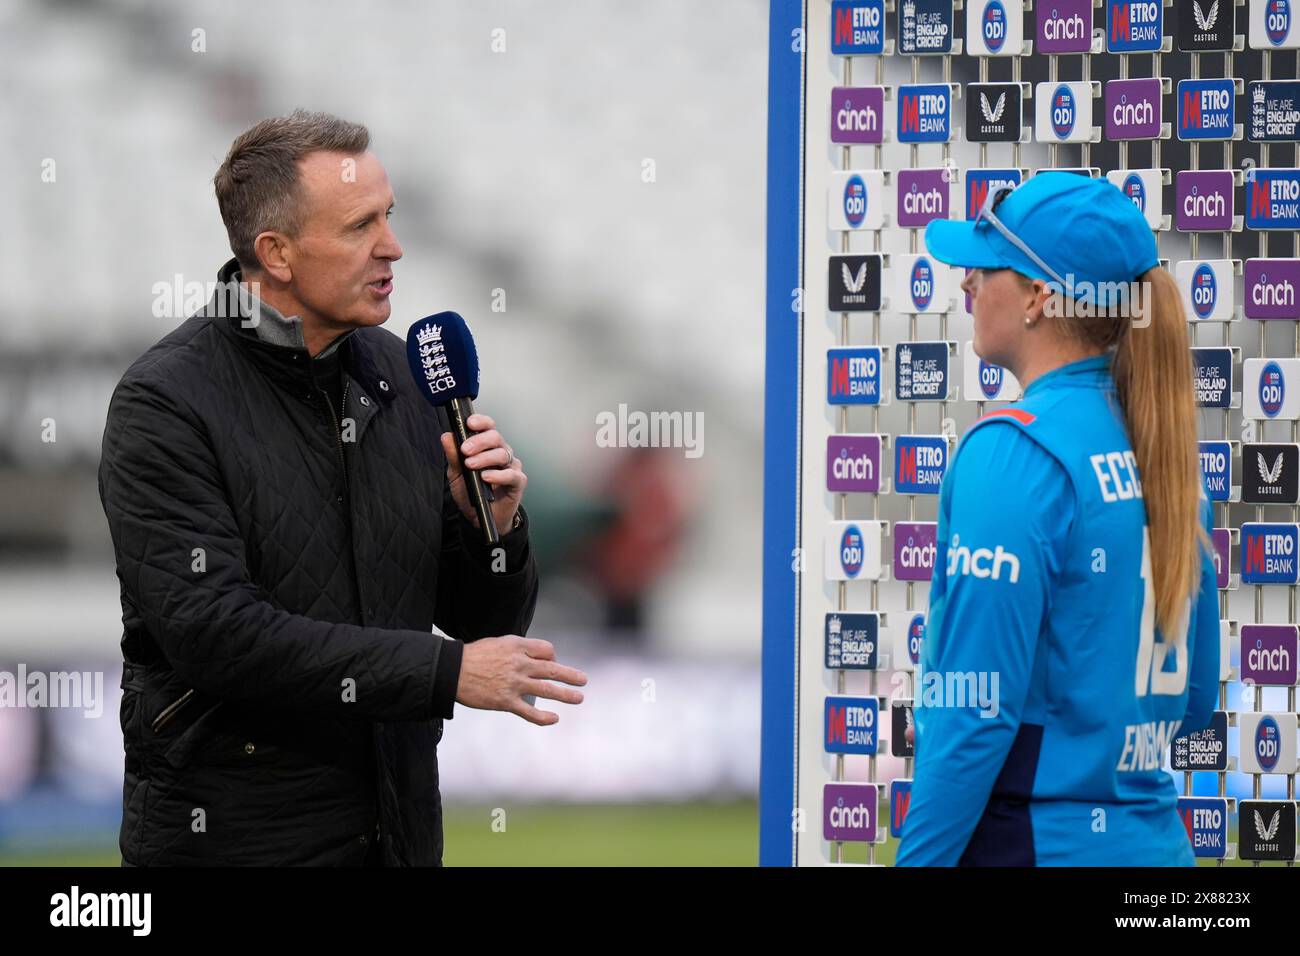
[405,311,480,403]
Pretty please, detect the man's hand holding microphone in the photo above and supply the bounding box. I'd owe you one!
[408,312,587,726]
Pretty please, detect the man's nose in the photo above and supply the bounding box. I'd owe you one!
[376,220,403,262]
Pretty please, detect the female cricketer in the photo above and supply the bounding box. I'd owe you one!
[895,172,1220,866]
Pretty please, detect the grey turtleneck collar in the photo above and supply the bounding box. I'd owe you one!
[235,270,354,360]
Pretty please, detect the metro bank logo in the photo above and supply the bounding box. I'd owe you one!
[1245,168,1300,230]
[827,347,883,405]
[965,168,1023,218]
[1108,0,1164,50]
[824,695,880,754]
[1240,523,1300,584]
[898,84,952,143]
[831,0,887,54]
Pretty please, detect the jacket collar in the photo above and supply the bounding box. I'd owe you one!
[205,258,397,406]
[1023,352,1113,397]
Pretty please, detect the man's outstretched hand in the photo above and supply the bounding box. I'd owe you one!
[455,636,587,725]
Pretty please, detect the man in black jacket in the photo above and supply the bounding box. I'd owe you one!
[98,110,586,866]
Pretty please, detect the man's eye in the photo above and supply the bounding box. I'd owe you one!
[355,220,369,230]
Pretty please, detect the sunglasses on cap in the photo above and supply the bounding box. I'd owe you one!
[971,183,1070,290]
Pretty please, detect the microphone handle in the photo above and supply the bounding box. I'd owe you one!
[448,395,500,546]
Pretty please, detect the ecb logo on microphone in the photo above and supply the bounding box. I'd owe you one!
[1241,443,1300,503]
[1238,621,1299,682]
[824,612,880,670]
[895,435,947,495]
[1176,0,1235,50]
[1240,525,1300,586]
[896,168,952,228]
[966,82,1023,142]
[1191,347,1233,407]
[828,254,884,312]
[1177,78,1236,140]
[1197,440,1232,502]
[1108,0,1165,51]
[1237,800,1297,862]
[824,695,881,754]
[1038,0,1093,53]
[1172,711,1228,771]
[1177,797,1229,858]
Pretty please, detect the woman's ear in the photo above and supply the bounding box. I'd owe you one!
[1025,278,1052,324]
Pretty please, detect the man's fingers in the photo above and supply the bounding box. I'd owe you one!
[522,679,584,706]
[528,660,588,687]
[510,700,559,726]
[521,638,555,660]
[440,432,463,476]
[465,413,497,433]
[461,428,501,456]
[464,445,513,470]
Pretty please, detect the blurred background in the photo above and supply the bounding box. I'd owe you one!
[0,0,766,865]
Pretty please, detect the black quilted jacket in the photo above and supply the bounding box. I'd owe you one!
[98,260,538,866]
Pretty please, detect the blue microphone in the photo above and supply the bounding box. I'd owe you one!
[405,312,500,545]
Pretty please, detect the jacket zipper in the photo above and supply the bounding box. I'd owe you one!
[322,381,350,495]
[151,688,195,734]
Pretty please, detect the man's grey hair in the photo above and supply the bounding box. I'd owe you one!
[214,109,370,271]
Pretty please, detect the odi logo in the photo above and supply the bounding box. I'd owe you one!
[1121,171,1147,210]
[844,174,867,227]
[909,256,934,310]
[1238,712,1296,773]
[1261,360,1285,416]
[1189,262,1217,317]
[981,0,1009,51]
[1051,83,1076,136]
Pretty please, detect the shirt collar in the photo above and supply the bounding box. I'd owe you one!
[232,264,354,360]
[1023,352,1113,397]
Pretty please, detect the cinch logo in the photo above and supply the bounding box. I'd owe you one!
[1190,263,1218,318]
[835,95,880,136]
[1183,180,1228,221]
[902,182,945,218]
[840,524,865,577]
[946,533,1021,582]
[982,0,1008,51]
[1252,269,1297,311]
[1112,91,1155,130]
[1267,0,1291,45]
[1255,715,1282,771]
[1043,6,1088,43]
[966,170,1021,218]
[832,0,886,53]
[1110,0,1161,45]
[828,347,882,403]
[910,257,934,310]
[1121,172,1147,210]
[978,358,1004,398]
[1051,84,1077,138]
[1180,80,1234,137]
[843,174,868,228]
[1260,360,1286,417]
[907,613,925,664]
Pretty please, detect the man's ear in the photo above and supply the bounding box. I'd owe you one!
[252,232,293,284]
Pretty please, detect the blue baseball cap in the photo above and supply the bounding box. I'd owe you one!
[924,171,1160,308]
